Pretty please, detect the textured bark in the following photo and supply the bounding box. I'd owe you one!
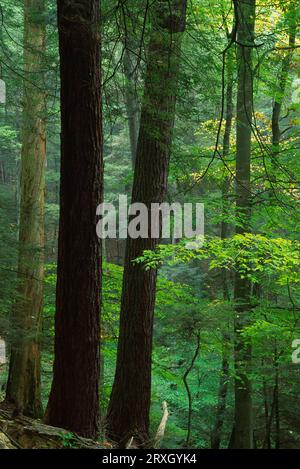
[106,0,187,447]
[45,0,103,439]
[5,0,46,418]
[231,0,256,449]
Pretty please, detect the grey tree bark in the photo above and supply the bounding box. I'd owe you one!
[230,0,256,449]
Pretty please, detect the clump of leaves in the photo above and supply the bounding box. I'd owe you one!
[59,431,78,449]
[136,233,300,285]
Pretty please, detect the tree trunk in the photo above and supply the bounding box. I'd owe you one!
[211,53,234,449]
[211,336,230,449]
[262,367,271,449]
[106,0,187,447]
[183,332,201,447]
[274,344,280,449]
[45,0,103,439]
[230,0,256,449]
[123,46,140,168]
[5,0,46,418]
[271,5,297,155]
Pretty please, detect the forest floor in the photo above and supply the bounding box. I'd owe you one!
[0,403,106,449]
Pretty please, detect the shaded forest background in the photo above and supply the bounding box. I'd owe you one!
[0,0,300,449]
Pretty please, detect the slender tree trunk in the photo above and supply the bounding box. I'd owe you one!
[230,0,256,449]
[106,0,187,447]
[5,0,46,418]
[274,343,280,449]
[211,336,230,449]
[211,54,234,449]
[183,332,201,447]
[271,6,297,155]
[123,46,140,168]
[262,362,272,449]
[45,0,103,439]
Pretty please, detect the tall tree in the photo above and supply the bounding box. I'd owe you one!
[5,0,46,418]
[106,0,187,447]
[123,44,140,167]
[272,2,297,156]
[230,0,256,449]
[211,44,234,450]
[45,0,103,439]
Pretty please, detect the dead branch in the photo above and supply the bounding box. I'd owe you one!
[154,401,170,449]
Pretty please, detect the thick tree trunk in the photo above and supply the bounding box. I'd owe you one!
[5,0,46,418]
[230,0,256,449]
[45,0,103,439]
[106,0,187,447]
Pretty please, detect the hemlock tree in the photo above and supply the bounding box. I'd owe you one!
[230,0,256,449]
[45,0,103,438]
[5,0,46,418]
[106,0,187,447]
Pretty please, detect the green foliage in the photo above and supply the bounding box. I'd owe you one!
[1,0,300,449]
[59,432,77,449]
[137,234,300,286]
